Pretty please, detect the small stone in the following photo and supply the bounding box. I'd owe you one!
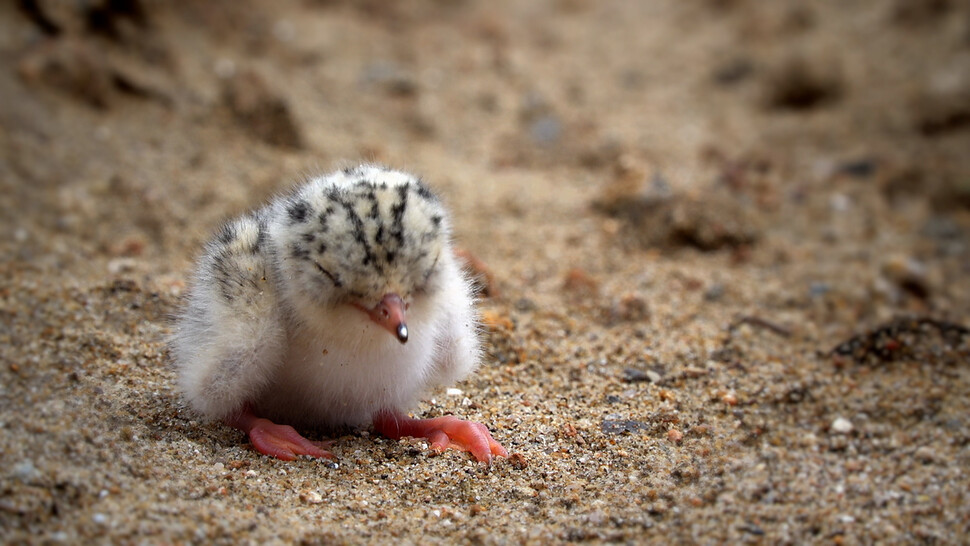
[12,459,40,482]
[585,510,606,525]
[508,452,529,470]
[667,429,684,443]
[562,268,599,295]
[300,490,324,504]
[809,282,830,298]
[18,38,115,109]
[360,61,418,97]
[530,116,562,145]
[830,193,851,212]
[622,368,659,383]
[92,513,108,525]
[214,58,236,79]
[601,419,648,435]
[762,55,843,111]
[512,485,538,499]
[844,459,864,472]
[446,388,463,396]
[831,417,854,434]
[222,68,303,149]
[704,283,725,301]
[272,19,296,43]
[914,446,938,464]
[739,522,765,536]
[107,258,137,274]
[609,293,649,322]
[837,159,877,179]
[882,254,931,298]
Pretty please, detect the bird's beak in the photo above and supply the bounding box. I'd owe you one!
[358,293,408,344]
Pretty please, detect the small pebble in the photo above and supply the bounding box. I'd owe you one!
[12,459,39,482]
[830,194,851,212]
[622,368,651,383]
[704,283,725,301]
[508,452,529,470]
[809,282,830,298]
[530,116,562,145]
[831,417,854,434]
[300,490,324,504]
[512,485,538,499]
[914,446,938,464]
[107,258,137,274]
[214,58,236,79]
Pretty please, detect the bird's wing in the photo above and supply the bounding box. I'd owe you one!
[171,212,286,420]
[429,253,482,387]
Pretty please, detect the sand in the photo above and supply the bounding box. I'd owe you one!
[1,0,969,543]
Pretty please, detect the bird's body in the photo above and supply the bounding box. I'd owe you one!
[171,165,505,462]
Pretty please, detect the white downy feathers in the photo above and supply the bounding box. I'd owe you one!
[170,165,481,428]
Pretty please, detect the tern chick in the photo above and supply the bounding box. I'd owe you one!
[171,165,507,462]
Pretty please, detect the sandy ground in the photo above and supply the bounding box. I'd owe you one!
[2,0,970,543]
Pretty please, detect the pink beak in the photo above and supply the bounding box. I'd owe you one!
[359,293,408,343]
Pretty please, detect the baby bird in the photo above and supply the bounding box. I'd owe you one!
[171,165,507,462]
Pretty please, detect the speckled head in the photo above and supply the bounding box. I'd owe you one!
[276,165,450,312]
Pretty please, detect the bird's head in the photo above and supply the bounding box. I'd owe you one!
[274,166,450,344]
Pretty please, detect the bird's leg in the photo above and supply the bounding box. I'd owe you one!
[373,410,508,463]
[225,404,335,461]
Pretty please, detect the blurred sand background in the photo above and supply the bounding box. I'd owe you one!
[1,0,969,543]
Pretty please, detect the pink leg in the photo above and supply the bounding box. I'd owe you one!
[225,404,334,461]
[373,411,508,463]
